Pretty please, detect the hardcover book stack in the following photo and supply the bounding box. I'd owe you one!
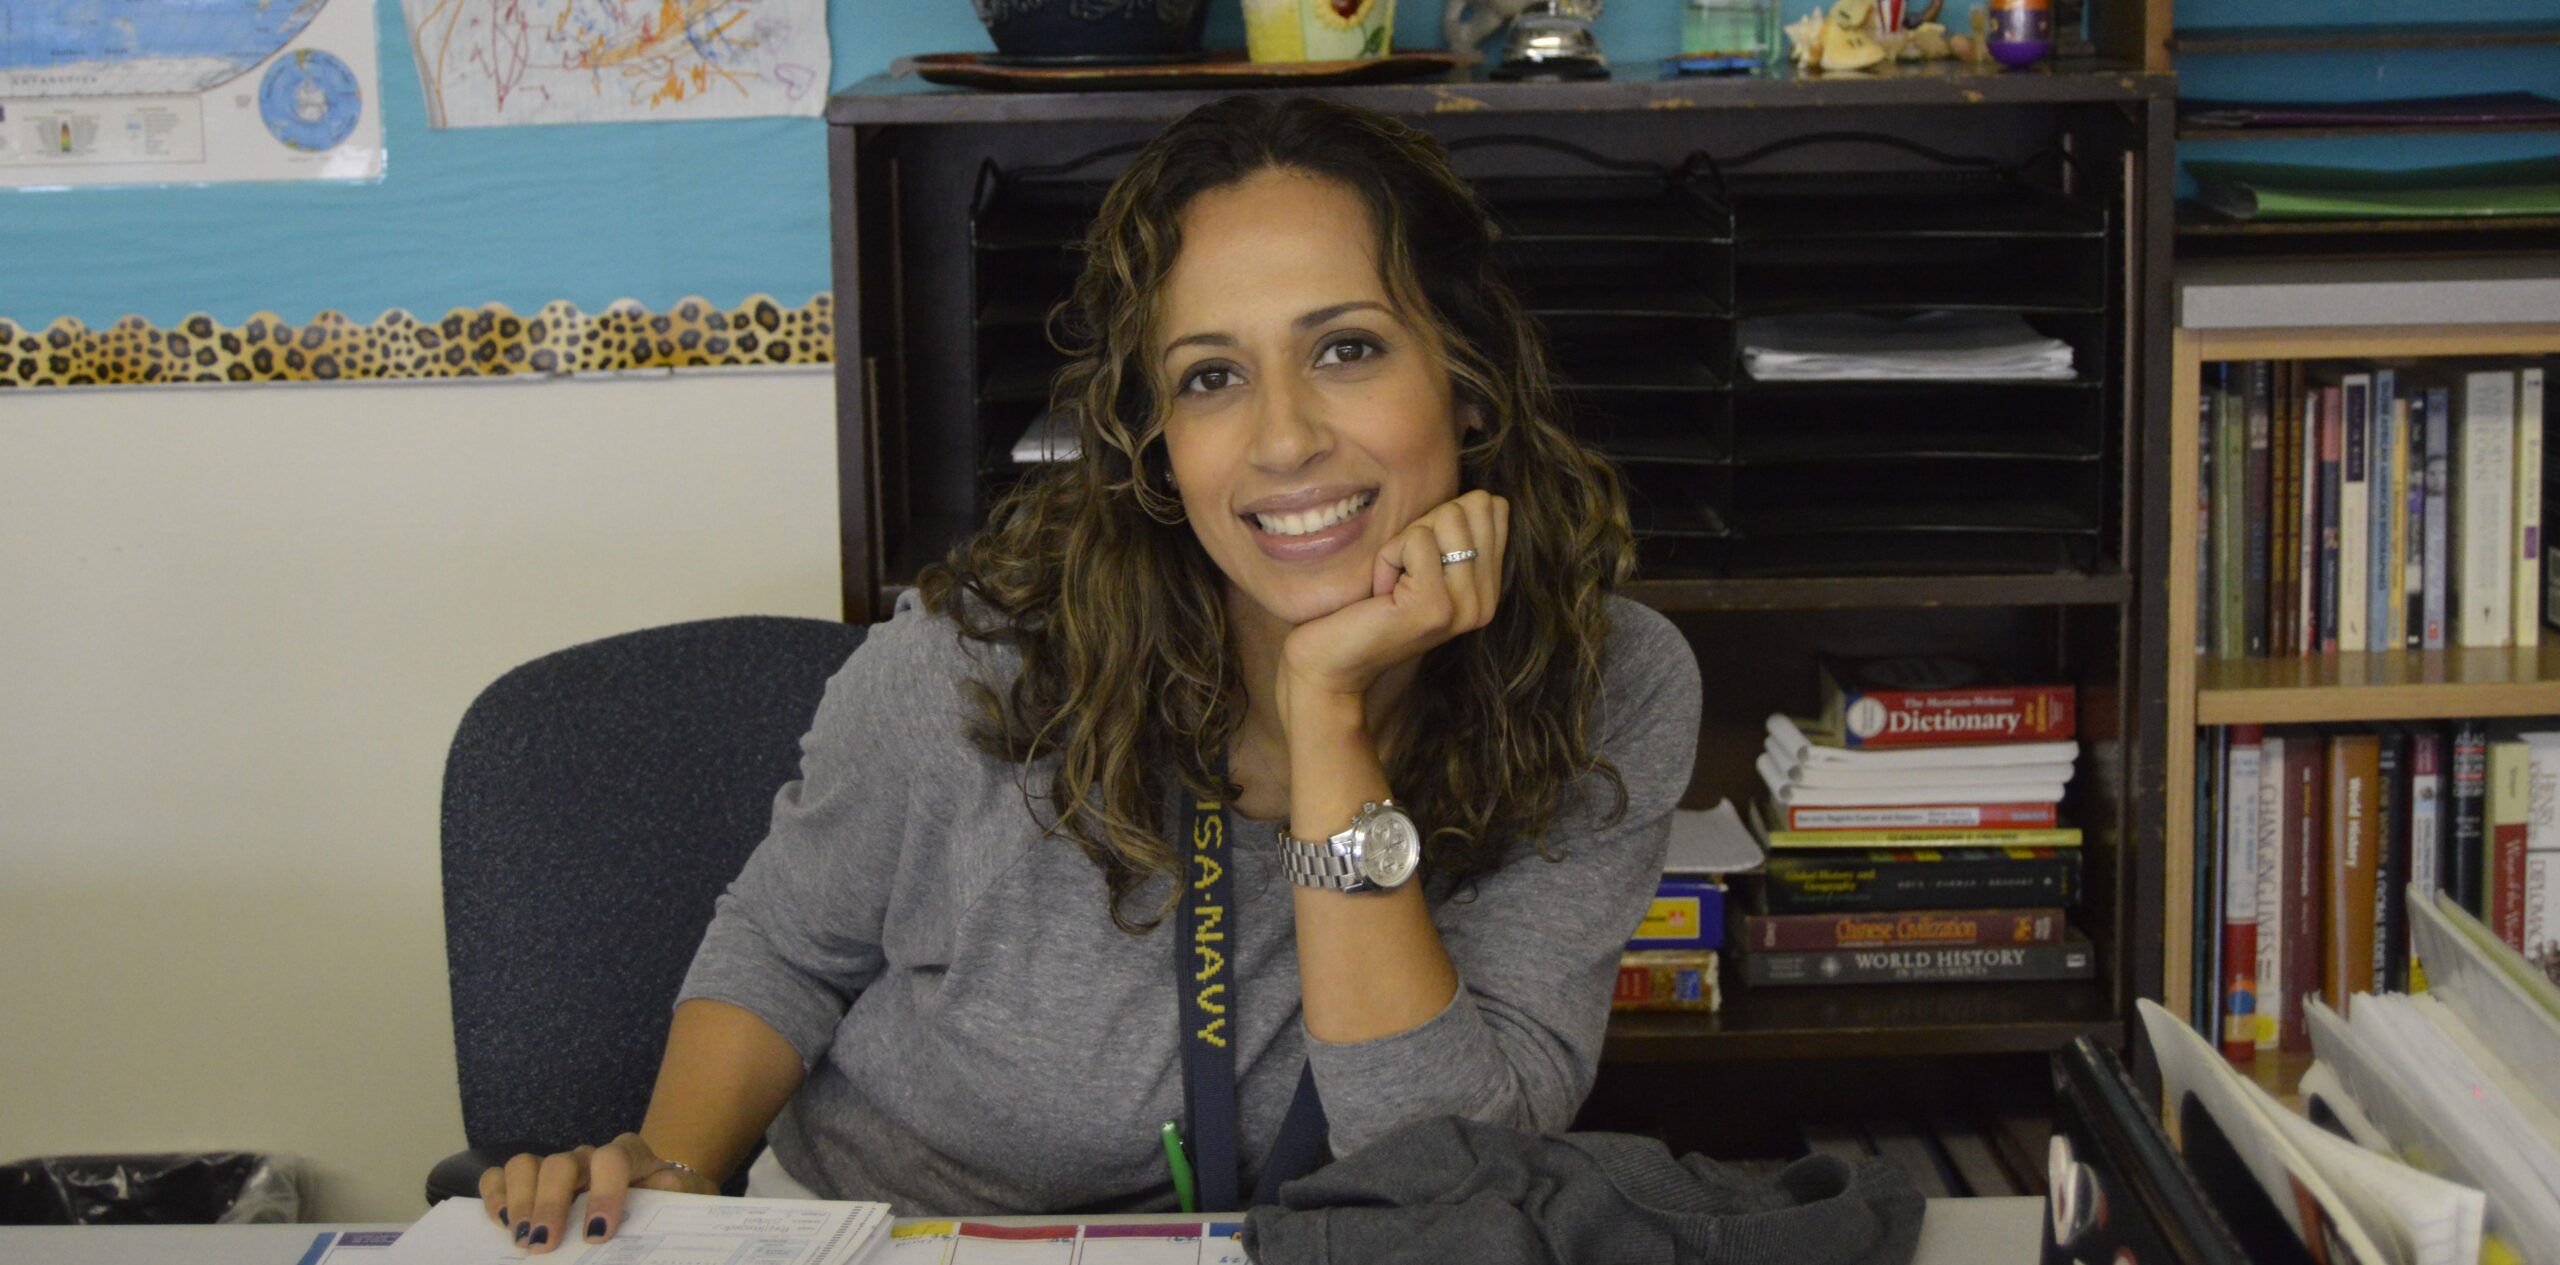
[2198,360,2548,658]
[1736,656,2094,988]
[2195,720,2560,1065]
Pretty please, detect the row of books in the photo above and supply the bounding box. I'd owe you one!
[2196,720,2560,1064]
[2197,360,2548,659]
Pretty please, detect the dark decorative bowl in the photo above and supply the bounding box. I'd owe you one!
[971,0,1211,64]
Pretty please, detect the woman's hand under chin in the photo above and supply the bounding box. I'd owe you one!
[1276,490,1509,734]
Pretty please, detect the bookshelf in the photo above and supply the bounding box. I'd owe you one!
[2158,299,2560,1035]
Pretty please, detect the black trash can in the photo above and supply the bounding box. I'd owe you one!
[0,1153,306,1224]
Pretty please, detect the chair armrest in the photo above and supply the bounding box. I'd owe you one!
[426,1145,534,1206]
[426,1142,764,1205]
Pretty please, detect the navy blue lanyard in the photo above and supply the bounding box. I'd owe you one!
[1179,781,1330,1210]
[1179,786,1244,1212]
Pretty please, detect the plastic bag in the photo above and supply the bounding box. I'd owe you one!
[0,1153,306,1224]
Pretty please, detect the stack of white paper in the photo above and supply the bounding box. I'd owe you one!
[379,1189,891,1265]
[1663,800,1769,875]
[1757,714,2077,808]
[1741,311,2078,381]
[1009,410,1079,464]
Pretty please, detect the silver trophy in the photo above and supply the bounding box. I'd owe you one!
[1445,0,1609,80]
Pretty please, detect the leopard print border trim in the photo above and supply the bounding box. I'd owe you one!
[0,294,831,387]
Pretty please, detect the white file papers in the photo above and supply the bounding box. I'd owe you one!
[2309,992,2556,1265]
[2406,890,2560,1119]
[2139,1000,2401,1265]
[378,1189,890,1265]
[1740,312,2077,382]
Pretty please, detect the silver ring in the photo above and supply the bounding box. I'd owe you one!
[1439,549,1478,566]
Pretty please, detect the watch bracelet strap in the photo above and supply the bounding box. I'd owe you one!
[1278,799,1397,889]
[1280,837,1366,888]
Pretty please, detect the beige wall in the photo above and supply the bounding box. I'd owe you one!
[0,367,842,1222]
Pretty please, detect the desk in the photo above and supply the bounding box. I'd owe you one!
[0,1198,2044,1263]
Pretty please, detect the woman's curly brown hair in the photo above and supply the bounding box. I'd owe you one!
[916,94,1638,932]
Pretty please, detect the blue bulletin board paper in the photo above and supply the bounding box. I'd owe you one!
[0,0,988,331]
[0,0,1704,333]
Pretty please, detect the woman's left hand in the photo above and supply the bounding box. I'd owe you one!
[1279,490,1510,711]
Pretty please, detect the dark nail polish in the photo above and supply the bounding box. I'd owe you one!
[587,1217,608,1239]
[514,1222,530,1243]
[499,1207,509,1226]
[529,1226,549,1247]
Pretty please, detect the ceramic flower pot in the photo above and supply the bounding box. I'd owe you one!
[1244,0,1398,62]
[970,0,1212,62]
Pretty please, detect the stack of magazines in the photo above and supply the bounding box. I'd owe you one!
[1740,311,2078,382]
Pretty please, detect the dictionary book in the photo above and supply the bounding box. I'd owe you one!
[1818,655,2074,749]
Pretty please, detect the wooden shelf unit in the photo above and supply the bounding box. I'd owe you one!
[827,69,2179,1085]
[2159,319,2560,1028]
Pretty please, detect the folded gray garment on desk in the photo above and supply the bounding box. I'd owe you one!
[1242,1115,1924,1265]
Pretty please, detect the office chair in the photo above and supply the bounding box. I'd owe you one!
[424,616,866,1205]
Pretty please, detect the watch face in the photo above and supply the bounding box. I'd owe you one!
[1360,810,1421,888]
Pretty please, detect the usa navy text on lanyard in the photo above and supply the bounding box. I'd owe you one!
[1179,789,1242,1212]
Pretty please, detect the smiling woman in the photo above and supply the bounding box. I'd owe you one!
[477,95,1702,1247]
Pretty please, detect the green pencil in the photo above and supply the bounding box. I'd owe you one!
[1159,1120,1197,1214]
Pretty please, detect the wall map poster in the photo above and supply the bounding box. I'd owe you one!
[400,0,827,128]
[0,0,384,187]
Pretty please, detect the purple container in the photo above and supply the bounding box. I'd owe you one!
[1986,0,2052,67]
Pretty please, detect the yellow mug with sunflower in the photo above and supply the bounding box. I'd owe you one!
[1242,0,1397,61]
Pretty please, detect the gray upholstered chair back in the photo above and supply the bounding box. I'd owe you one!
[430,616,863,1199]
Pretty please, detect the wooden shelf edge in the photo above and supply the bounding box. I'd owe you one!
[1604,1014,2123,1063]
[2184,323,2560,363]
[2195,641,2560,725]
[2169,21,2560,54]
[1629,572,2129,612]
[2177,121,2560,143]
[1604,979,2123,1062]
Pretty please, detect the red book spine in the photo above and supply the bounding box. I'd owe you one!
[2221,920,2260,1062]
[2495,814,2530,951]
[2222,726,2263,1062]
[1781,802,2059,830]
[1837,685,2076,748]
[2283,738,2324,1052]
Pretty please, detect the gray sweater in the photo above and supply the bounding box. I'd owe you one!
[676,589,1702,1215]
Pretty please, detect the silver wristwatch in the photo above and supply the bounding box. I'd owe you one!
[1278,799,1421,892]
